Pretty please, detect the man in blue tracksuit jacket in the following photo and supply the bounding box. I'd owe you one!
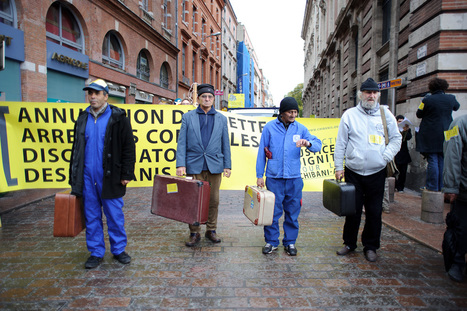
[256,97,322,256]
[69,79,136,269]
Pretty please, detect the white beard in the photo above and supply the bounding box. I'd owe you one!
[361,99,377,109]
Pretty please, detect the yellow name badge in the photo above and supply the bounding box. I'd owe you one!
[167,183,178,194]
[369,134,384,145]
[444,125,459,141]
[418,102,425,110]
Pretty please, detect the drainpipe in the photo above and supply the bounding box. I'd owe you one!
[175,1,179,97]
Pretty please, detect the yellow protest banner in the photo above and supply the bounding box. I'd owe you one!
[0,102,340,192]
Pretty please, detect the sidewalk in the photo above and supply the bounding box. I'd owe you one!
[0,187,448,253]
[0,187,465,310]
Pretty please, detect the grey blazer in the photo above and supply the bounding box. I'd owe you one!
[176,109,231,174]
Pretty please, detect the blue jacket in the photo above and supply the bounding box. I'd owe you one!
[69,105,136,199]
[256,118,322,179]
[176,108,231,174]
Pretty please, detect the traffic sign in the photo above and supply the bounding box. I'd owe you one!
[377,78,403,90]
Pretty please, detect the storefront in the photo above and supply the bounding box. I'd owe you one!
[46,41,89,103]
[0,23,24,101]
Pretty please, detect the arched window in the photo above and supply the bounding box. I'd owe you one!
[0,0,16,26]
[46,2,83,52]
[160,63,169,89]
[137,50,150,82]
[102,31,124,69]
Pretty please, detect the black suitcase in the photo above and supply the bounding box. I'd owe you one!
[322,179,356,216]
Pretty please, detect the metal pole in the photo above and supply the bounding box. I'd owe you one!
[193,83,198,106]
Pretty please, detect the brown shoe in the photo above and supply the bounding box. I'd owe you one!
[205,230,221,243]
[185,233,201,247]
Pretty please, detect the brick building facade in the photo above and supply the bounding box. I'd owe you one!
[1,0,178,104]
[302,0,467,190]
[177,0,223,103]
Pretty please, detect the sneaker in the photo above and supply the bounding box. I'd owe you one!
[85,256,103,269]
[399,190,404,193]
[262,243,277,254]
[113,251,131,264]
[383,207,390,214]
[284,244,297,256]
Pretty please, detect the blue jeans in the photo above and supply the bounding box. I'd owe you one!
[425,152,444,191]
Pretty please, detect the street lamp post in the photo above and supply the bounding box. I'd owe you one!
[203,32,221,108]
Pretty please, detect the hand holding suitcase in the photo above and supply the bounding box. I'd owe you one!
[322,179,356,216]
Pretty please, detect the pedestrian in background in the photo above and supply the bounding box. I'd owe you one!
[334,78,401,262]
[181,98,192,105]
[395,115,412,192]
[416,78,460,191]
[443,114,467,283]
[256,97,322,256]
[176,83,231,247]
[69,79,136,269]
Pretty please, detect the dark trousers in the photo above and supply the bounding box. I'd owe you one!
[452,199,467,256]
[343,168,386,252]
[395,162,408,191]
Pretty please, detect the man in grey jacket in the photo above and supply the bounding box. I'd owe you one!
[443,114,467,282]
[176,83,232,247]
[334,78,401,262]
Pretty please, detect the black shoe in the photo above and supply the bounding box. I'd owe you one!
[185,233,201,247]
[262,243,278,254]
[85,256,103,269]
[284,244,297,256]
[364,250,377,262]
[113,252,131,264]
[448,264,465,282]
[205,230,221,243]
[336,245,355,256]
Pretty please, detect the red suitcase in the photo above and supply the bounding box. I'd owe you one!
[53,190,86,237]
[150,175,210,225]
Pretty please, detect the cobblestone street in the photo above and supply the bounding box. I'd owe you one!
[0,188,466,310]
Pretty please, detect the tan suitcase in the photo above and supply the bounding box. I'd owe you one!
[243,185,275,226]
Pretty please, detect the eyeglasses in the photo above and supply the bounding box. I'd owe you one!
[200,95,214,99]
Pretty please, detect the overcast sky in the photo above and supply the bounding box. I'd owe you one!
[230,1,306,106]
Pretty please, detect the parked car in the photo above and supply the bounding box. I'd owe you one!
[226,107,279,118]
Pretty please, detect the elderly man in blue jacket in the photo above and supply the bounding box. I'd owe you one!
[256,97,322,256]
[176,83,232,247]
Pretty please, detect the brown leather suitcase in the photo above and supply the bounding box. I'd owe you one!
[150,175,210,225]
[53,190,85,237]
